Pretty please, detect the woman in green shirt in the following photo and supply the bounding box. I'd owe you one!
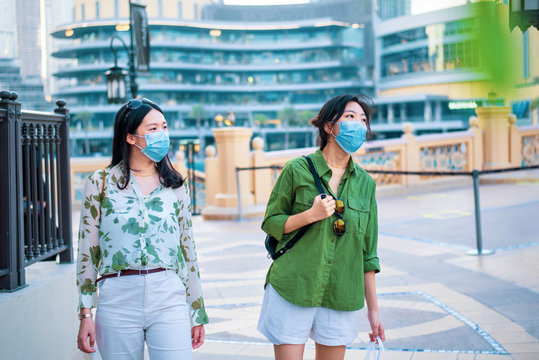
[258,94,385,360]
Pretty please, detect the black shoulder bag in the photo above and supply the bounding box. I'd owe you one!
[265,155,326,260]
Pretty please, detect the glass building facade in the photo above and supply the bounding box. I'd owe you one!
[51,20,372,156]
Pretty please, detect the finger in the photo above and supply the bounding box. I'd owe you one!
[379,326,386,342]
[372,328,379,341]
[89,330,95,348]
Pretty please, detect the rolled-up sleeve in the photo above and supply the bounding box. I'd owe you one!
[261,162,295,242]
[363,183,380,273]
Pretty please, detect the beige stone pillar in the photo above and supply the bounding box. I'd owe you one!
[251,137,272,204]
[173,149,188,178]
[401,122,420,186]
[204,145,217,207]
[212,127,254,207]
[508,114,522,167]
[475,106,512,169]
[468,116,484,170]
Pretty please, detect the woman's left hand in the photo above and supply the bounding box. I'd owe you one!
[191,324,205,349]
[367,310,385,343]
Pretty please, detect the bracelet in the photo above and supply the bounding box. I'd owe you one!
[78,313,93,320]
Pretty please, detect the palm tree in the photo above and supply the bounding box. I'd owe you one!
[190,104,206,128]
[254,113,269,127]
[278,107,297,150]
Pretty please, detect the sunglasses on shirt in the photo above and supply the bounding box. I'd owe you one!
[333,198,346,236]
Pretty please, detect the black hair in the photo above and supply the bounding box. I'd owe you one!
[109,99,184,190]
[310,94,374,150]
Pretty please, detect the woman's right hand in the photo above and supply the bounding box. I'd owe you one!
[77,317,96,353]
[309,194,335,222]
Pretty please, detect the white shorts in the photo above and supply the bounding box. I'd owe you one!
[257,283,360,346]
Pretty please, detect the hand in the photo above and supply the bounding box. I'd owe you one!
[77,317,96,353]
[367,310,385,343]
[309,194,335,222]
[191,325,205,349]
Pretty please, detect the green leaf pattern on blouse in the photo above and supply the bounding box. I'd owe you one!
[76,163,209,326]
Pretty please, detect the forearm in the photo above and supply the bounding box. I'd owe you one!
[283,209,315,234]
[364,271,378,313]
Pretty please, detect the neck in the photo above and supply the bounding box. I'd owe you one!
[129,147,157,174]
[322,141,350,169]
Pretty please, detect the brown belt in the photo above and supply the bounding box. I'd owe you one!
[96,268,167,283]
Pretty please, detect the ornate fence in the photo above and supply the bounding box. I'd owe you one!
[0,91,73,291]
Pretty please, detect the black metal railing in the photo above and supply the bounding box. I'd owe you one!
[0,91,73,291]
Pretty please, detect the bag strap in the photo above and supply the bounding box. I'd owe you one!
[271,155,325,260]
[304,155,326,195]
[98,169,106,224]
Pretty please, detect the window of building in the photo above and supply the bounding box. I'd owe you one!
[81,4,85,20]
[115,0,119,18]
[178,1,182,18]
[194,4,198,19]
[158,0,163,18]
[95,1,100,19]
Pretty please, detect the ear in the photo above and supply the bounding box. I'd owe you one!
[323,122,334,136]
[125,133,137,145]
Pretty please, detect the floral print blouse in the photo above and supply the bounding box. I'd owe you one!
[76,162,209,326]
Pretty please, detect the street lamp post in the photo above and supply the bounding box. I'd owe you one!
[106,34,138,103]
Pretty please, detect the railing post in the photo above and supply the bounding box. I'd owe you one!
[0,91,25,290]
[466,170,494,256]
[54,100,74,263]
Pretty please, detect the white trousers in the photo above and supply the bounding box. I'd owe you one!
[95,270,192,360]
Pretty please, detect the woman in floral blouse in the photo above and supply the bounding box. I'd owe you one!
[76,98,208,359]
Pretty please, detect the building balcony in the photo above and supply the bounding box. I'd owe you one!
[54,80,369,97]
[53,60,361,78]
[51,39,360,59]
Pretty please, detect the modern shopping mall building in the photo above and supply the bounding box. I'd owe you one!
[51,0,538,156]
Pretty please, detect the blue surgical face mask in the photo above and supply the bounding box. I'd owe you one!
[133,130,170,162]
[332,121,367,154]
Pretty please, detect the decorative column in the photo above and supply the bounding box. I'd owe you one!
[468,116,484,170]
[401,122,420,186]
[508,114,522,167]
[251,137,272,204]
[201,127,257,220]
[475,106,512,169]
[203,145,217,207]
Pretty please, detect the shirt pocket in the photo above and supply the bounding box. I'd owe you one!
[293,190,314,214]
[348,197,370,236]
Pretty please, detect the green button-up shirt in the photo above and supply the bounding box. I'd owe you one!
[262,149,380,311]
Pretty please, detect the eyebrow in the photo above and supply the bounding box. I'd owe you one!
[344,110,366,117]
[146,121,167,127]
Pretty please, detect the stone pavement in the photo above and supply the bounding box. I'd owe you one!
[191,181,539,360]
[79,180,539,360]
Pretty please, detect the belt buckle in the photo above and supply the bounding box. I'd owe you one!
[138,268,149,275]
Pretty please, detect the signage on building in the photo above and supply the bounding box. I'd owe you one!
[448,101,478,110]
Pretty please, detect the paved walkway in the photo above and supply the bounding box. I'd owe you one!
[81,180,539,359]
[191,181,539,360]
